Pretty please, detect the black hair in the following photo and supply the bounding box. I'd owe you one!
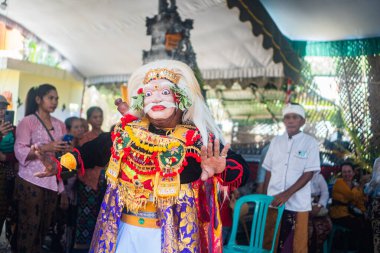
[65,116,80,131]
[86,106,103,120]
[80,117,89,130]
[109,124,116,132]
[340,161,354,171]
[25,84,57,116]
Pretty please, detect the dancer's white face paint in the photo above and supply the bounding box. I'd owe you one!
[143,80,177,120]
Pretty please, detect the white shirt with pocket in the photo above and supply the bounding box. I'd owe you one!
[263,132,321,212]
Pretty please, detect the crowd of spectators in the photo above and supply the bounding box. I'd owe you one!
[0,84,379,253]
[0,84,108,253]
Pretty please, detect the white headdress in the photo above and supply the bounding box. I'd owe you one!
[127,60,223,145]
[282,103,306,119]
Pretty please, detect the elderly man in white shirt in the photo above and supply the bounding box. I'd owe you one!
[263,103,320,253]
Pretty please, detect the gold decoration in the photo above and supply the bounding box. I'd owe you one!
[106,152,123,186]
[111,118,202,213]
[154,172,180,205]
[118,180,152,214]
[160,184,200,252]
[125,125,181,152]
[143,68,180,85]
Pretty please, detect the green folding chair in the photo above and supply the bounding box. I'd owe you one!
[224,194,285,253]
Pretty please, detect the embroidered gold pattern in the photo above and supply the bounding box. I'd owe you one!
[108,118,201,214]
[160,184,200,253]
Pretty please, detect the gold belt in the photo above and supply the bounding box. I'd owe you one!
[121,214,160,228]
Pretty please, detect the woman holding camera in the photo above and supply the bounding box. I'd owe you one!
[14,84,69,253]
[0,95,17,246]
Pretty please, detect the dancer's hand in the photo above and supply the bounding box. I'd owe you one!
[200,139,230,181]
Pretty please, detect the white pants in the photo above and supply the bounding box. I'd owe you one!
[115,221,161,253]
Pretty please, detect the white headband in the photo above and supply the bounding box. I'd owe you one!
[282,104,305,119]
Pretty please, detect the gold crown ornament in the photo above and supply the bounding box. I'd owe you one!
[143,68,180,85]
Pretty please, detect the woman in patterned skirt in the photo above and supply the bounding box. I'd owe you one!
[72,107,105,253]
[14,84,69,253]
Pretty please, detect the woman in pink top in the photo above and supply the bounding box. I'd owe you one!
[14,84,69,253]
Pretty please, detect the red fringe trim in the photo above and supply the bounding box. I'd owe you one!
[121,114,138,128]
[121,149,159,175]
[53,156,63,181]
[111,146,120,160]
[73,148,85,176]
[185,129,201,146]
[216,159,243,191]
[111,131,120,142]
[186,152,201,163]
[159,171,177,177]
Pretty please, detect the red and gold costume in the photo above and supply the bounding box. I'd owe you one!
[86,115,247,253]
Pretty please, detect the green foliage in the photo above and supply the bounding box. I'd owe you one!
[171,86,192,111]
[24,38,63,68]
[131,93,145,111]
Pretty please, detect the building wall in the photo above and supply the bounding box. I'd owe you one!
[0,64,84,124]
[17,72,83,123]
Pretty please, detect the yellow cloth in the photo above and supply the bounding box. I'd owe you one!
[263,209,309,253]
[263,208,279,251]
[293,211,309,253]
[329,178,366,219]
[121,214,159,228]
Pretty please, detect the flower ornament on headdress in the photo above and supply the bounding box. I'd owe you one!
[131,67,192,112]
[130,88,145,111]
[171,86,192,111]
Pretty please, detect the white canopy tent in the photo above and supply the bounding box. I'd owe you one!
[2,0,380,82]
[2,0,380,156]
[262,0,380,41]
[2,0,284,83]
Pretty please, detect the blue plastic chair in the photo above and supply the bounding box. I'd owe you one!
[224,194,285,253]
